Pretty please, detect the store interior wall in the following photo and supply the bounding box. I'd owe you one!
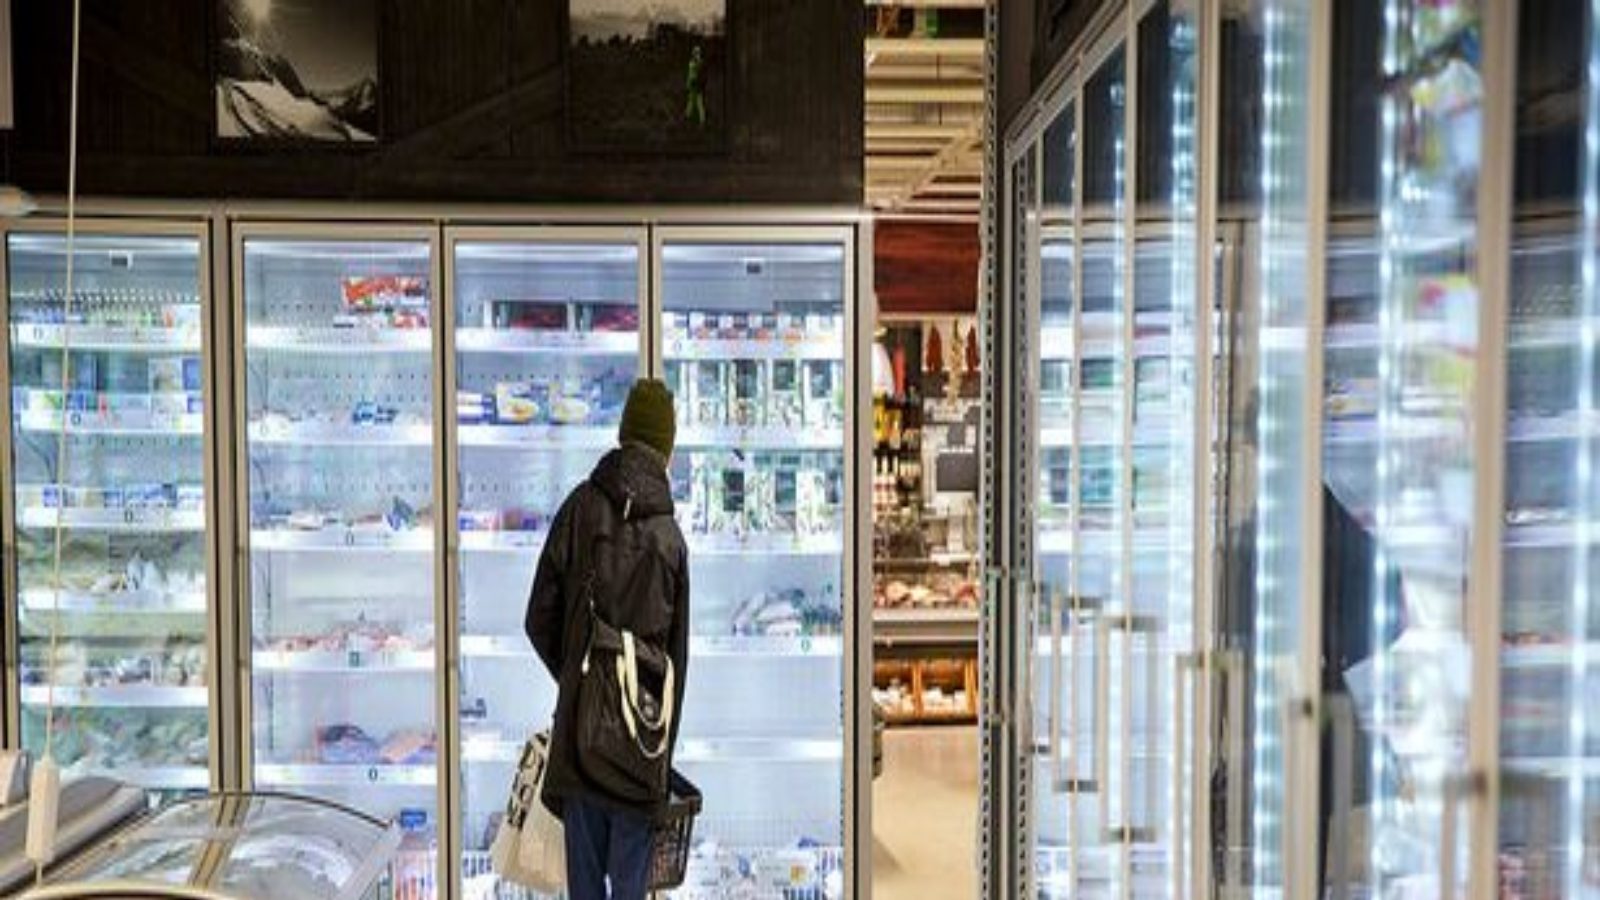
[0,0,863,204]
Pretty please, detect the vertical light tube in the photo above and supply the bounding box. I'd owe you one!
[1569,2,1600,892]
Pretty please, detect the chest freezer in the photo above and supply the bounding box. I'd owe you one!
[17,793,399,900]
[0,774,149,896]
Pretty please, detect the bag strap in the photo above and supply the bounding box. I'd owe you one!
[617,630,675,761]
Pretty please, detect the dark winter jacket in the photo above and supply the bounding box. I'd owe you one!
[526,444,690,819]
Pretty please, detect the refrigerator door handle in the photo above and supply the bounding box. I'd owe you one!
[1047,582,1064,789]
[1326,692,1355,900]
[1094,613,1113,830]
[1170,651,1195,900]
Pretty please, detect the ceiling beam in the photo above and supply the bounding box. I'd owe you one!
[865,62,985,81]
[865,122,976,138]
[865,82,985,104]
[864,37,985,58]
[864,0,986,7]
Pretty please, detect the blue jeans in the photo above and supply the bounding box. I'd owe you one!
[563,796,654,900]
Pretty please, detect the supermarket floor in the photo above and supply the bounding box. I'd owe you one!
[872,727,979,900]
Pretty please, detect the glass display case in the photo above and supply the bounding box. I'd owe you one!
[443,231,646,895]
[657,233,852,897]
[4,227,213,794]
[28,793,399,900]
[234,229,441,893]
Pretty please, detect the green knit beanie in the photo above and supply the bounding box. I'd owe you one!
[619,378,677,460]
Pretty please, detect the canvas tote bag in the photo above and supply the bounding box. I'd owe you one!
[489,730,565,891]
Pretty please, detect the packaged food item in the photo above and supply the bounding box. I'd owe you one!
[457,390,491,425]
[693,361,727,426]
[663,360,691,427]
[769,360,803,427]
[771,455,800,533]
[797,466,829,536]
[731,360,763,426]
[712,467,747,536]
[582,303,638,333]
[802,361,843,429]
[341,275,429,315]
[487,299,568,332]
[493,383,541,425]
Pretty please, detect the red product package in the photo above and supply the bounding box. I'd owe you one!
[341,275,429,312]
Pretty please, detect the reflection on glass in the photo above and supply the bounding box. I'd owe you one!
[6,233,210,794]
[660,240,848,895]
[449,240,642,896]
[241,237,439,899]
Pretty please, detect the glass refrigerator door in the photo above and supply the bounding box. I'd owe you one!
[5,230,211,794]
[1496,0,1593,891]
[1128,1,1200,893]
[1362,0,1484,894]
[447,235,644,893]
[1035,98,1091,900]
[239,233,440,892]
[1074,38,1131,898]
[660,236,849,897]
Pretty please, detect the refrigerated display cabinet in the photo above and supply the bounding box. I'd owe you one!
[20,792,399,900]
[231,227,444,892]
[1,224,217,796]
[440,229,647,896]
[656,230,860,899]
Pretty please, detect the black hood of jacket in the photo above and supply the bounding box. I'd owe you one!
[589,445,675,520]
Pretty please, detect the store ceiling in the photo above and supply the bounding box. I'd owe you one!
[864,1,987,220]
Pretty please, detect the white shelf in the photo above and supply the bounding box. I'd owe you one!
[1501,756,1600,778]
[17,408,203,437]
[456,328,638,356]
[687,533,842,557]
[459,531,547,553]
[250,528,434,553]
[461,736,841,766]
[458,424,614,450]
[677,425,843,450]
[256,763,437,788]
[1501,643,1600,670]
[11,323,200,352]
[248,326,432,353]
[254,648,434,673]
[19,507,205,533]
[248,421,432,447]
[1324,417,1466,445]
[460,634,842,659]
[19,589,206,615]
[21,685,208,709]
[1040,325,1075,359]
[1039,427,1074,448]
[81,765,210,791]
[662,334,842,361]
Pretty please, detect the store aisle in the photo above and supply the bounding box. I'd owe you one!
[872,727,979,900]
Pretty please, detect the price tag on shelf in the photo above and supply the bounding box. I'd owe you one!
[347,650,363,670]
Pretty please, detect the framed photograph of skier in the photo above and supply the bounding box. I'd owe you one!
[215,0,380,145]
[566,0,728,154]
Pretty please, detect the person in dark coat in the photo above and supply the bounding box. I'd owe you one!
[526,378,690,900]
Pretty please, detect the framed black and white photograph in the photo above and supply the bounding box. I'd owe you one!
[567,0,728,154]
[215,0,379,145]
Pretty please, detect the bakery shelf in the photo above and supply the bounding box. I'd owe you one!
[253,648,435,673]
[248,325,432,353]
[19,507,205,533]
[21,685,208,709]
[455,328,638,356]
[874,608,979,646]
[10,323,200,352]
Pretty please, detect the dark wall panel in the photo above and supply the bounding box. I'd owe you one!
[4,0,863,204]
[875,220,979,315]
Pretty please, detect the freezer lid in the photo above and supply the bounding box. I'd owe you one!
[0,778,148,895]
[24,793,400,900]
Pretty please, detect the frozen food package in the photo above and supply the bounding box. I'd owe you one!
[712,466,747,536]
[772,455,800,534]
[341,275,429,314]
[148,357,186,394]
[581,302,639,333]
[731,359,764,426]
[745,456,775,533]
[487,299,568,331]
[797,466,829,535]
[769,360,804,427]
[694,361,728,427]
[664,360,691,427]
[493,382,541,425]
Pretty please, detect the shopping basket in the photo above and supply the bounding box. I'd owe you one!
[647,769,703,892]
